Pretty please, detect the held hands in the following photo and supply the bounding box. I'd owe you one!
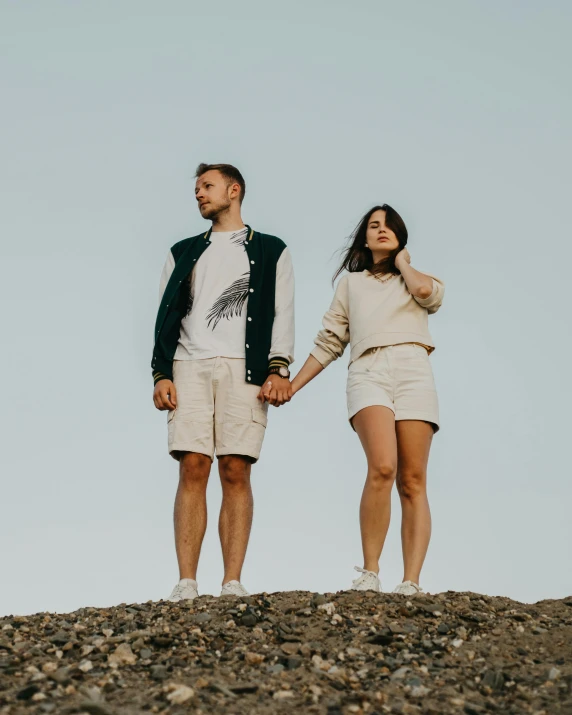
[257,374,293,407]
[395,247,411,272]
[153,379,177,411]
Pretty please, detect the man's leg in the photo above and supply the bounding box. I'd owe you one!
[217,455,253,585]
[174,452,212,580]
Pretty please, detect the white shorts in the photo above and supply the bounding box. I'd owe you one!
[167,358,269,462]
[346,343,440,431]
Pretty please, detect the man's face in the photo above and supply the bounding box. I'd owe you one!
[195,170,232,219]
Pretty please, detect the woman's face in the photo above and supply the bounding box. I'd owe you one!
[365,210,399,256]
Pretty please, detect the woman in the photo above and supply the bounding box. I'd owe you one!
[291,205,444,595]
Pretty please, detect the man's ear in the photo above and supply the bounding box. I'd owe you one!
[229,182,241,200]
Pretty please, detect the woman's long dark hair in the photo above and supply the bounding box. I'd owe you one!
[333,204,408,282]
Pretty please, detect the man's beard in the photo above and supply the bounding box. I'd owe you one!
[200,199,231,220]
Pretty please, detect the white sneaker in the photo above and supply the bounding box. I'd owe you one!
[393,580,423,596]
[168,578,198,602]
[220,580,249,597]
[351,566,381,592]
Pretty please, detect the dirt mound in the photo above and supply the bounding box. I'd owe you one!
[1,590,571,714]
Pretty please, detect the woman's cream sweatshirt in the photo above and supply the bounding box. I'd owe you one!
[311,270,444,368]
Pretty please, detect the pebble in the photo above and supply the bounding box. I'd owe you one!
[166,683,195,704]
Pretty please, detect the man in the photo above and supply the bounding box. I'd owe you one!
[152,163,295,600]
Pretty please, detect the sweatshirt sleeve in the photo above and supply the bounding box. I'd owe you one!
[268,247,295,369]
[310,275,350,368]
[414,276,444,314]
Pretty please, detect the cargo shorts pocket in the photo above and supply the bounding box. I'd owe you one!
[251,407,268,428]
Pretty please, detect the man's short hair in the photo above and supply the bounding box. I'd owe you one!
[195,163,246,203]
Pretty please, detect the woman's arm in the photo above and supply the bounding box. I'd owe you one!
[291,275,350,396]
[291,355,324,395]
[395,249,434,299]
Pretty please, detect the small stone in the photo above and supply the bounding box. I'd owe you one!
[230,683,259,694]
[192,612,212,624]
[481,670,504,691]
[150,664,169,680]
[548,667,561,680]
[79,660,94,672]
[166,684,195,704]
[317,602,336,616]
[287,656,303,670]
[391,666,410,680]
[452,639,464,648]
[108,643,137,667]
[281,642,300,655]
[48,631,69,646]
[274,689,294,700]
[139,648,152,660]
[240,614,258,627]
[16,684,40,700]
[244,651,265,665]
[312,594,327,607]
[267,663,285,674]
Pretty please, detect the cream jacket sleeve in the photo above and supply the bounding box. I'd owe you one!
[310,275,350,368]
[269,248,295,365]
[413,275,445,314]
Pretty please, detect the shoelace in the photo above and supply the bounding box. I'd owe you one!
[171,582,195,599]
[170,585,185,599]
[352,566,379,587]
[396,580,422,594]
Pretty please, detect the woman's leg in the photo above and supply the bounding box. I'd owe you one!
[352,406,398,573]
[395,420,434,585]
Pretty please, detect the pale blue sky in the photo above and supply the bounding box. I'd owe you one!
[1,0,571,616]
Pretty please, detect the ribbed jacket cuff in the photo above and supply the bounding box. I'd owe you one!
[268,356,290,372]
[153,371,171,385]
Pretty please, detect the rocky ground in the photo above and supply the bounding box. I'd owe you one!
[1,590,571,715]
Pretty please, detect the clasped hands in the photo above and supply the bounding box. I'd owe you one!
[257,374,293,407]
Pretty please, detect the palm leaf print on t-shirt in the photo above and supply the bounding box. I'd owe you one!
[230,229,249,247]
[206,273,250,330]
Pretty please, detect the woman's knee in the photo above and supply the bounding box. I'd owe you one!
[367,461,397,489]
[397,469,427,500]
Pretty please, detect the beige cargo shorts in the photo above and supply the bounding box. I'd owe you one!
[167,358,269,462]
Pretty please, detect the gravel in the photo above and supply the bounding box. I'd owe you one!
[1,590,571,714]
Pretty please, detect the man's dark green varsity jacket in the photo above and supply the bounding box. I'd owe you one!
[152,226,295,387]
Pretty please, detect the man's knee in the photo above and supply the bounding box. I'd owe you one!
[178,452,211,490]
[219,455,251,488]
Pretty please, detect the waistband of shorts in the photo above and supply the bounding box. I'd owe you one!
[363,342,430,356]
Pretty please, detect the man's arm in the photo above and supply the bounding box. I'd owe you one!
[258,247,295,407]
[153,250,177,409]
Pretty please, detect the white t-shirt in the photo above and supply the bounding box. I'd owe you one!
[175,228,251,360]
